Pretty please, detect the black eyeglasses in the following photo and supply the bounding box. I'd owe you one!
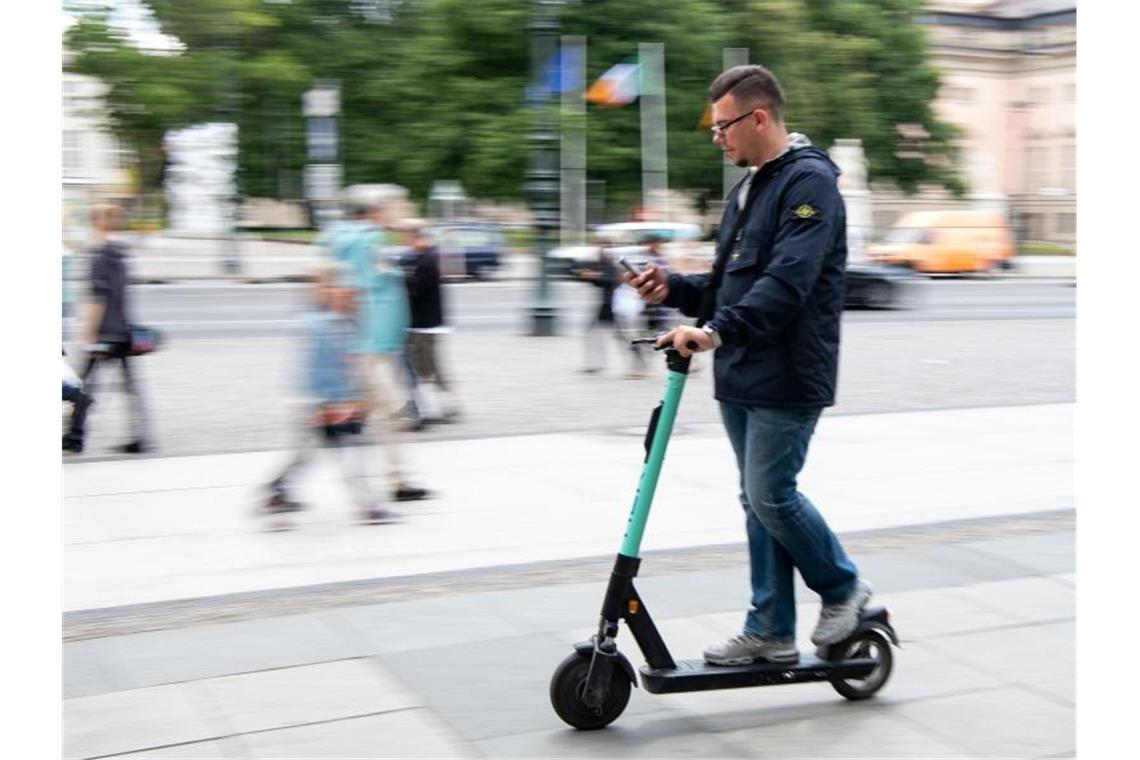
[711,109,756,137]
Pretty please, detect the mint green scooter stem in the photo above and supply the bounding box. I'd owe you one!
[619,358,689,558]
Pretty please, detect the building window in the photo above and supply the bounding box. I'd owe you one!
[64,130,83,175]
[1026,146,1048,193]
[1061,144,1075,192]
[1056,213,1076,237]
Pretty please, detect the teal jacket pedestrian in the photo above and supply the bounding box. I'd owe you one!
[320,220,410,355]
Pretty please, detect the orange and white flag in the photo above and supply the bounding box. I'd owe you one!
[585,62,640,107]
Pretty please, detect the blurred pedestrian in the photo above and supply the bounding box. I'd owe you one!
[400,220,462,422]
[639,232,674,335]
[611,267,649,380]
[574,234,624,374]
[63,238,77,345]
[626,64,872,665]
[63,205,150,455]
[321,185,431,502]
[62,349,87,407]
[264,264,396,525]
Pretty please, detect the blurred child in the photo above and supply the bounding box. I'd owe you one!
[263,264,397,525]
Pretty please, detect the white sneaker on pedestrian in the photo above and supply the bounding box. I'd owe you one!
[703,633,799,666]
[811,579,874,646]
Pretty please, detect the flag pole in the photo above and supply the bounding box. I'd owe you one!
[722,48,750,199]
[561,35,587,247]
[638,42,667,220]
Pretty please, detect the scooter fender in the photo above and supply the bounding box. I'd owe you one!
[852,606,902,647]
[857,607,901,648]
[574,640,639,688]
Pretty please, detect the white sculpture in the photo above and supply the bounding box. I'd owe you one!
[164,123,238,236]
[829,139,873,261]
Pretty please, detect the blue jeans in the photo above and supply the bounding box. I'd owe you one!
[719,403,858,640]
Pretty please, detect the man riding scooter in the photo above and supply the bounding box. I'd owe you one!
[625,64,873,665]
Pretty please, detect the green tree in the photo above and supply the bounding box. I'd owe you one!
[64,0,962,214]
[720,0,965,194]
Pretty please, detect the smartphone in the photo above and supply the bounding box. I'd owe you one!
[618,257,644,277]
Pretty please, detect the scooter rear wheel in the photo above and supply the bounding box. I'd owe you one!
[828,629,893,700]
[550,651,631,730]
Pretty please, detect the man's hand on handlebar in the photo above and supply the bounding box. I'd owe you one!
[621,266,669,305]
[655,325,713,359]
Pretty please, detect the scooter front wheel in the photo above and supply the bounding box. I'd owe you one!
[828,629,894,700]
[550,651,631,730]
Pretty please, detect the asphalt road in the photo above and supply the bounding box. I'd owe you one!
[129,278,1076,340]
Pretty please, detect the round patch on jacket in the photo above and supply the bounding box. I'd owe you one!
[793,203,820,219]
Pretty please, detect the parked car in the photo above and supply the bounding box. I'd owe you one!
[844,262,913,309]
[548,222,709,277]
[553,220,907,309]
[400,223,504,280]
[866,210,1014,274]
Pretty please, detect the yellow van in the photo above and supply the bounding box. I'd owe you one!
[867,211,1014,274]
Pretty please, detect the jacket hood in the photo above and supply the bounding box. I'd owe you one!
[773,133,841,178]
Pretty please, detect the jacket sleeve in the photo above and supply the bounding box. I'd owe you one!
[663,272,712,317]
[704,170,839,345]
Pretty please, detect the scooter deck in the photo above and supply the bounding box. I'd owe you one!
[639,653,877,694]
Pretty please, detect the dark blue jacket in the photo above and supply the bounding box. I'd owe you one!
[665,144,846,408]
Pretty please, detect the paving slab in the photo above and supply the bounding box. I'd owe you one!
[106,612,366,690]
[889,685,1075,758]
[474,711,743,759]
[112,738,246,759]
[923,620,1075,706]
[376,632,663,744]
[954,575,1076,624]
[64,638,133,700]
[326,595,522,655]
[235,709,472,759]
[195,658,419,735]
[64,683,215,759]
[716,698,972,759]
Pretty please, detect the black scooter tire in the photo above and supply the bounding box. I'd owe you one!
[550,651,631,730]
[828,629,894,701]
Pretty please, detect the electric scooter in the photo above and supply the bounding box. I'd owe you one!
[548,336,899,730]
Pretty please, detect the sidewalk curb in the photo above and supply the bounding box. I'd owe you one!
[63,509,1073,641]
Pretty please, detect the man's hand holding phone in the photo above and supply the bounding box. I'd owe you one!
[619,257,669,305]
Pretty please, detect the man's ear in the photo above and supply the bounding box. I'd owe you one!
[753,107,772,132]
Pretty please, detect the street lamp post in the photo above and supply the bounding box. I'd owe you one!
[217,44,242,275]
[525,0,563,336]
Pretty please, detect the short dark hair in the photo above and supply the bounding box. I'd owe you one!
[708,65,785,122]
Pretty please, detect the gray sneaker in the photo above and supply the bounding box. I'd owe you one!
[703,633,799,666]
[811,579,874,646]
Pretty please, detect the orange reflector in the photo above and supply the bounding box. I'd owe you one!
[627,599,640,614]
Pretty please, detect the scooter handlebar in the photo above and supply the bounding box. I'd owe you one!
[631,336,700,352]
